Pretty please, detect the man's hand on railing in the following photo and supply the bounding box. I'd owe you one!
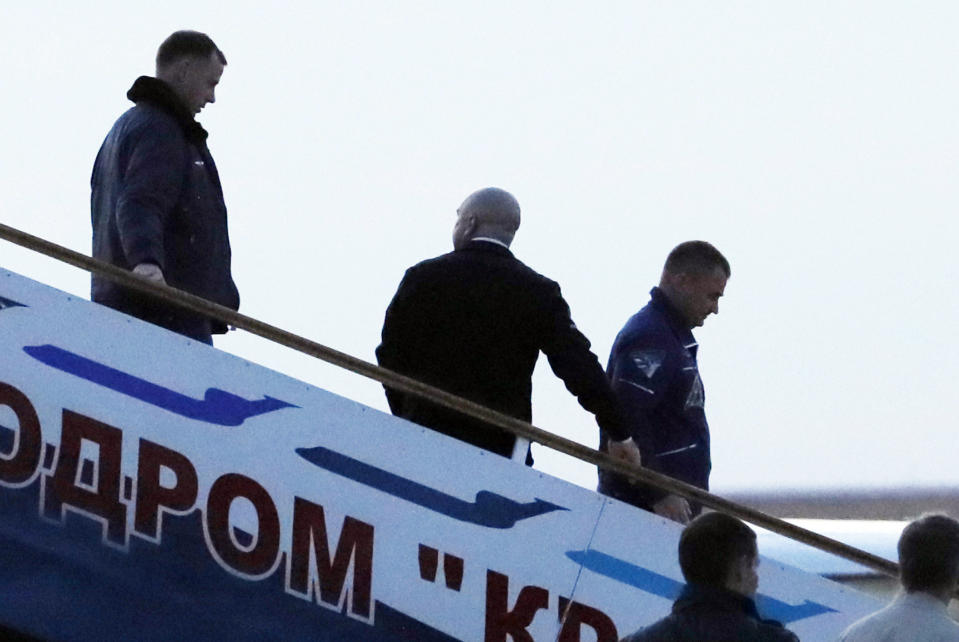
[607,436,642,468]
[132,262,166,284]
[653,494,692,524]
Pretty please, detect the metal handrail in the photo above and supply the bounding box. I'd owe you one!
[0,221,899,579]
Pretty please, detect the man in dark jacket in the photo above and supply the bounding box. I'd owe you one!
[599,241,729,523]
[621,512,799,642]
[376,187,642,468]
[91,30,239,344]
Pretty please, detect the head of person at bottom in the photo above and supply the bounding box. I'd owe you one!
[659,240,730,329]
[898,513,959,602]
[679,511,759,596]
[452,187,521,250]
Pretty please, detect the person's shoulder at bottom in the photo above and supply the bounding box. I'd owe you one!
[618,615,678,642]
[619,613,799,642]
[755,618,801,642]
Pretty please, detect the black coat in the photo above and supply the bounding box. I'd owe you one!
[620,584,800,642]
[91,76,239,337]
[376,240,627,461]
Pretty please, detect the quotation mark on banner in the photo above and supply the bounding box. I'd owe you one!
[418,544,464,592]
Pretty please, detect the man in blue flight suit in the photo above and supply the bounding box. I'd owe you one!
[599,241,729,523]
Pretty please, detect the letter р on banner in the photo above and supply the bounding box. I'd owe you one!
[558,596,618,642]
[134,439,199,541]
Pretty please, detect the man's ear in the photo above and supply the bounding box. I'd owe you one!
[726,553,758,596]
[724,553,748,593]
[165,57,192,84]
[661,270,687,291]
[181,58,196,80]
[462,213,477,236]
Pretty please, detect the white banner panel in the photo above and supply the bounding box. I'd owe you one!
[0,268,879,640]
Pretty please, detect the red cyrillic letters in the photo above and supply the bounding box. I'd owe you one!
[485,570,549,642]
[42,410,127,547]
[287,496,375,620]
[5,381,628,640]
[134,439,198,541]
[206,473,281,578]
[558,596,618,642]
[0,381,43,487]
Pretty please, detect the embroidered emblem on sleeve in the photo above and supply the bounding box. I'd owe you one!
[629,349,666,379]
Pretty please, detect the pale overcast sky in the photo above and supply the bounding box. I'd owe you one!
[2,1,957,494]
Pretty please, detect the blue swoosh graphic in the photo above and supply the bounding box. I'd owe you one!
[296,446,568,529]
[0,295,26,310]
[24,344,296,426]
[566,549,837,624]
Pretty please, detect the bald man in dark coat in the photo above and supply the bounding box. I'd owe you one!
[376,187,642,468]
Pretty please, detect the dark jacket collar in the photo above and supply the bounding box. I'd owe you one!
[649,287,696,347]
[674,583,762,620]
[127,76,208,143]
[459,239,514,258]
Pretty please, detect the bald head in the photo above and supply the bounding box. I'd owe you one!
[452,187,521,250]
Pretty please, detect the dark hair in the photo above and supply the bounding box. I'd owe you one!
[664,241,730,278]
[899,514,959,593]
[156,30,226,69]
[678,512,757,587]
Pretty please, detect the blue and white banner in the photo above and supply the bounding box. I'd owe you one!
[0,268,877,640]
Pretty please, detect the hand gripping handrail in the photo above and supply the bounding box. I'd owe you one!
[0,221,899,580]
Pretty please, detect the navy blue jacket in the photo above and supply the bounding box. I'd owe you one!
[376,241,628,462]
[91,76,239,336]
[620,584,799,642]
[599,287,710,509]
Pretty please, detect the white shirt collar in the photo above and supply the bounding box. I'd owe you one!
[470,237,510,249]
